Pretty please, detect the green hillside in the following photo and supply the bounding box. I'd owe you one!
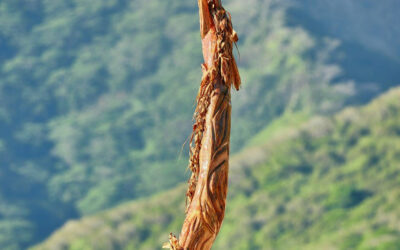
[1,0,400,248]
[33,87,400,250]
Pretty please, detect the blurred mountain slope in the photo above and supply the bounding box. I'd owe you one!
[0,0,399,248]
[287,0,400,104]
[33,87,400,250]
[289,0,400,61]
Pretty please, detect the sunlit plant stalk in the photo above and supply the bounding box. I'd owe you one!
[164,0,241,249]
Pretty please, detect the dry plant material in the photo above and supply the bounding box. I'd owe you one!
[164,0,241,249]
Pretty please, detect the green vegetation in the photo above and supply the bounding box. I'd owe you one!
[0,0,399,249]
[33,87,400,250]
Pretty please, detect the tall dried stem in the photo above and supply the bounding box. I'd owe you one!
[164,0,240,249]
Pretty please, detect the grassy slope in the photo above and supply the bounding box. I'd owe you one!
[0,1,354,247]
[2,0,400,248]
[34,87,400,250]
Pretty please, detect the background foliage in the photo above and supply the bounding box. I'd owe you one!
[33,88,400,250]
[0,0,399,249]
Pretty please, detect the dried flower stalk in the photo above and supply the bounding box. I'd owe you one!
[164,0,240,249]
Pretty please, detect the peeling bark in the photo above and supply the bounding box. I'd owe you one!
[164,1,240,249]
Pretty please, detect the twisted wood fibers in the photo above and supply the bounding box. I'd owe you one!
[164,1,240,249]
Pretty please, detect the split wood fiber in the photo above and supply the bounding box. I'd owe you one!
[164,0,241,249]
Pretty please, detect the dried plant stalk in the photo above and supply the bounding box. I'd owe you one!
[164,0,240,249]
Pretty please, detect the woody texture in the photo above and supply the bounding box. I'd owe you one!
[163,0,241,249]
